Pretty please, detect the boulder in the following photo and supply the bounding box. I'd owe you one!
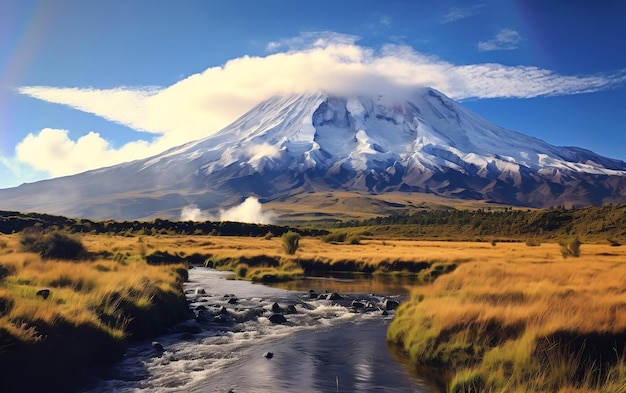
[268,314,287,324]
[176,320,203,334]
[152,341,164,351]
[36,288,51,300]
[384,299,400,310]
[327,293,343,300]
[196,309,213,322]
[263,351,274,359]
[227,297,238,304]
[351,300,365,309]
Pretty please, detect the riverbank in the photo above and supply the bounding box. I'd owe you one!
[387,242,626,392]
[0,232,189,392]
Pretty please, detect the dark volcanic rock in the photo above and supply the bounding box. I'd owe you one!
[268,314,287,324]
[176,320,203,334]
[36,288,51,300]
[384,299,400,311]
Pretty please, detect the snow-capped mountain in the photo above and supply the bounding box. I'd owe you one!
[2,88,626,219]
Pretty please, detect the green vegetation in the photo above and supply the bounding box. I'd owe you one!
[0,210,327,237]
[204,254,304,283]
[20,227,87,260]
[333,204,626,242]
[559,236,582,258]
[281,231,301,255]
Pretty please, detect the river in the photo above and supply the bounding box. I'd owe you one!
[82,268,434,393]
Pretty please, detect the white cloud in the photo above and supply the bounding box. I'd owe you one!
[219,197,276,224]
[441,4,485,24]
[12,31,626,182]
[247,143,281,170]
[180,204,214,221]
[266,31,359,52]
[477,28,523,51]
[14,128,155,177]
[180,197,275,224]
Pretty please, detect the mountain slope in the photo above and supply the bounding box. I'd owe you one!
[2,88,626,220]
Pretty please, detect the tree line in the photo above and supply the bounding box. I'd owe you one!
[333,204,626,242]
[0,211,327,237]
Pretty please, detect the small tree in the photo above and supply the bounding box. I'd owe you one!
[559,237,581,259]
[281,231,300,255]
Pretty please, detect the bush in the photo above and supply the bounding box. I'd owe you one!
[235,264,249,278]
[264,231,274,240]
[322,231,347,243]
[559,237,581,258]
[525,238,542,247]
[21,231,86,260]
[607,238,621,247]
[145,250,184,265]
[346,235,361,245]
[281,231,300,255]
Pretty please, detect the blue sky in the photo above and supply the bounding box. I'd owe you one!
[1,0,625,189]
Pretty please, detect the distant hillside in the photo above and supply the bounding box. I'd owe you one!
[333,204,626,243]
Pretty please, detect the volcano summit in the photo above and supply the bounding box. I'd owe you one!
[2,88,625,220]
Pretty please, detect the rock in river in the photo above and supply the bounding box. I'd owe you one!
[268,314,287,324]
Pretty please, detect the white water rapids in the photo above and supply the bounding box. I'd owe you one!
[82,268,433,392]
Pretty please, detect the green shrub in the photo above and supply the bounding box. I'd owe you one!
[525,238,542,247]
[235,263,249,278]
[21,231,86,260]
[607,238,621,247]
[145,250,184,265]
[322,231,347,243]
[281,231,300,255]
[559,237,581,258]
[347,235,361,245]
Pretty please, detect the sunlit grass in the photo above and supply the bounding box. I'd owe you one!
[0,247,185,340]
[387,244,626,392]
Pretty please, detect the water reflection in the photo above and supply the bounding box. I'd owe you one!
[194,319,435,393]
[265,272,418,295]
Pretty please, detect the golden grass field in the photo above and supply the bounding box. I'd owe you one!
[0,233,187,342]
[0,232,189,392]
[386,242,626,393]
[2,230,626,392]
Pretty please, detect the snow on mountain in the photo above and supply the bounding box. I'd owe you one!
[142,87,625,191]
[1,87,625,219]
